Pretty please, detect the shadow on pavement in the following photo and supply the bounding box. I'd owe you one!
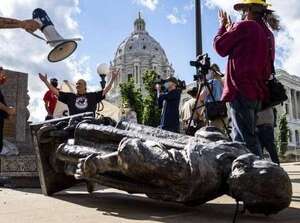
[291,178,300,184]
[293,196,300,203]
[3,187,42,195]
[53,191,300,223]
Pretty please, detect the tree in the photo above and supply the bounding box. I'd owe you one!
[277,113,289,157]
[120,78,143,123]
[142,70,161,127]
[119,70,161,127]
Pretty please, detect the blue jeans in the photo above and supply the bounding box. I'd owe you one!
[230,96,262,157]
[257,124,280,164]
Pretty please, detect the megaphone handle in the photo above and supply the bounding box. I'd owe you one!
[27,31,47,42]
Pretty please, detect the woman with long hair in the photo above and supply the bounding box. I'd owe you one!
[214,0,280,156]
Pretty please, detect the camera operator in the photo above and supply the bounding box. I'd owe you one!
[257,107,280,165]
[156,77,181,133]
[181,87,205,135]
[198,64,227,132]
[213,0,280,156]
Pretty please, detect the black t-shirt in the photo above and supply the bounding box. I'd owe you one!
[58,91,105,116]
[0,90,8,121]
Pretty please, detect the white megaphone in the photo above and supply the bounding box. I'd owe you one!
[31,8,81,63]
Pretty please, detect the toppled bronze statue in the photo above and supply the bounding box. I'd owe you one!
[31,113,292,216]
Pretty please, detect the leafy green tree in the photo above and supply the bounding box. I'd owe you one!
[119,70,161,127]
[142,70,161,127]
[277,113,289,157]
[120,78,143,123]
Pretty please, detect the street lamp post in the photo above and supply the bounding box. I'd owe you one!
[195,0,203,57]
[97,63,110,90]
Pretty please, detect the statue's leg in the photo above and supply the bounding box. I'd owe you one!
[117,138,190,185]
[76,137,190,187]
[75,123,188,150]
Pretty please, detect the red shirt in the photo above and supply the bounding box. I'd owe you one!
[214,20,275,102]
[43,90,58,115]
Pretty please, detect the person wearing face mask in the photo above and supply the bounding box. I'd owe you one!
[213,0,280,156]
[156,77,181,133]
[39,69,119,116]
[199,64,226,131]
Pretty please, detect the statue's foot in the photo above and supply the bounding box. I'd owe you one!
[75,154,98,179]
[86,182,96,194]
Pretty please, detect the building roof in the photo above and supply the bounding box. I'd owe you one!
[277,69,300,90]
[113,13,170,66]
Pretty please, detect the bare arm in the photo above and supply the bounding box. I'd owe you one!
[0,17,40,32]
[39,73,60,97]
[0,102,16,115]
[199,88,208,101]
[102,69,120,96]
[0,102,9,113]
[0,17,23,29]
[43,100,51,114]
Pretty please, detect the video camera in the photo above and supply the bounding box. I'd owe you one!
[155,75,186,91]
[190,53,211,81]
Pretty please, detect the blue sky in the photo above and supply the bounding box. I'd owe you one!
[1,0,296,122]
[75,0,224,83]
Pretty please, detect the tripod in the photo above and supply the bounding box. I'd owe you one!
[185,71,231,139]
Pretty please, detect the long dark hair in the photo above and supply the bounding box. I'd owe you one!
[249,4,281,31]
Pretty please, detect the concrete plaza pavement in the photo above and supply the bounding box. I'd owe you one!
[0,162,299,223]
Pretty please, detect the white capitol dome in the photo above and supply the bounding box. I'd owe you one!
[109,13,174,101]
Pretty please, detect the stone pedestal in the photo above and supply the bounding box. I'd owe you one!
[0,69,39,188]
[0,155,39,188]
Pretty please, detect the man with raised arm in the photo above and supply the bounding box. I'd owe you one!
[39,70,119,116]
[0,17,39,31]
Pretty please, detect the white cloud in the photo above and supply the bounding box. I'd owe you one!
[184,0,195,12]
[134,0,159,11]
[0,0,91,122]
[167,7,188,25]
[205,0,238,12]
[167,1,195,25]
[205,0,300,77]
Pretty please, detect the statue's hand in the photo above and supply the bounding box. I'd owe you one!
[75,154,98,179]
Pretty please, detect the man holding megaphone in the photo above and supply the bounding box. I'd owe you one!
[39,69,119,116]
[0,16,39,32]
[0,17,39,154]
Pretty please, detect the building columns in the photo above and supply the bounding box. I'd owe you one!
[296,91,300,120]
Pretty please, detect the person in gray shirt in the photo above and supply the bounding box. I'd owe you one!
[257,107,280,164]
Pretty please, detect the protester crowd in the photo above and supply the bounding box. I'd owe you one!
[0,0,283,165]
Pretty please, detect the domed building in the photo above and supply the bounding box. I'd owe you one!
[109,13,175,102]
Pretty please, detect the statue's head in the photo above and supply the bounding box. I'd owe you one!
[228,154,292,215]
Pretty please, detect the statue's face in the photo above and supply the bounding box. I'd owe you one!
[228,154,292,215]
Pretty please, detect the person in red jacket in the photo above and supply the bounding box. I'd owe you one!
[213,0,280,156]
[43,78,58,120]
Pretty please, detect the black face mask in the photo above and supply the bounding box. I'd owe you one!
[241,11,247,20]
